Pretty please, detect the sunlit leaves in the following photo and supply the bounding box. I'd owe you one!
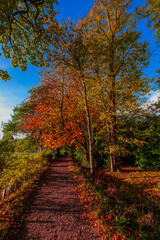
[81,0,151,171]
[0,0,58,81]
[0,69,11,81]
[0,152,48,239]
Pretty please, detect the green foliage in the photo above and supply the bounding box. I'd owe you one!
[0,138,15,154]
[0,151,50,239]
[93,136,110,168]
[83,0,151,172]
[14,136,39,152]
[71,146,89,168]
[135,115,160,170]
[0,69,11,81]
[137,0,160,79]
[146,0,160,42]
[135,148,160,170]
[0,138,15,173]
[0,135,39,173]
[59,147,68,157]
[2,100,36,136]
[40,149,55,161]
[73,147,85,163]
[0,153,43,188]
[0,0,57,81]
[0,150,54,193]
[72,145,110,169]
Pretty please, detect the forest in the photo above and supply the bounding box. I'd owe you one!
[0,0,160,239]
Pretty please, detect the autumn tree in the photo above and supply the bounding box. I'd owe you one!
[0,0,57,81]
[40,65,99,163]
[138,0,160,42]
[147,0,160,40]
[137,0,160,85]
[46,20,96,175]
[81,0,152,171]
[18,68,85,153]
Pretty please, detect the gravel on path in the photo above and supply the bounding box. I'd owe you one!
[8,157,102,240]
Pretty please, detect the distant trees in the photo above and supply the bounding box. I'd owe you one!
[135,97,160,169]
[2,100,40,151]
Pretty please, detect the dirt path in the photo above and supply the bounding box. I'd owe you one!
[9,157,102,240]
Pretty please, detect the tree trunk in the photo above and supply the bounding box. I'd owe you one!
[81,145,89,162]
[108,43,118,172]
[81,71,94,177]
[39,145,43,152]
[69,146,74,160]
[108,76,118,172]
[57,147,60,157]
[33,135,42,152]
[109,120,117,172]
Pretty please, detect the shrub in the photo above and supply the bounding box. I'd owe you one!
[73,147,85,164]
[135,114,160,170]
[0,151,49,239]
[135,147,160,170]
[39,149,53,161]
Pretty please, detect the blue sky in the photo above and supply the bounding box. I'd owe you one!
[0,0,159,138]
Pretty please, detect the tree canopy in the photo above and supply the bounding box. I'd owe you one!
[0,0,57,81]
[137,0,160,85]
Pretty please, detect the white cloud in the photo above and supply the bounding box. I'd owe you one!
[148,90,160,103]
[142,90,160,110]
[0,95,14,139]
[0,83,30,139]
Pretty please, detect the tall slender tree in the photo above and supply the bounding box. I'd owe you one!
[82,0,151,171]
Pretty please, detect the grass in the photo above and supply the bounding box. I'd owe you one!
[0,152,51,240]
[70,163,160,240]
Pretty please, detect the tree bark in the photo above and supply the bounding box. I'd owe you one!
[108,75,118,172]
[57,147,60,157]
[69,145,74,160]
[108,40,118,172]
[81,70,94,176]
[81,145,89,162]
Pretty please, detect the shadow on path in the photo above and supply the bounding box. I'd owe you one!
[8,157,102,240]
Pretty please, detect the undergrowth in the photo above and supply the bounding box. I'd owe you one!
[0,151,53,240]
[70,164,160,240]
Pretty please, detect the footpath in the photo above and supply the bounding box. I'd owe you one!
[8,157,102,240]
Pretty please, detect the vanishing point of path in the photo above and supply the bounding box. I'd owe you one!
[9,157,102,240]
